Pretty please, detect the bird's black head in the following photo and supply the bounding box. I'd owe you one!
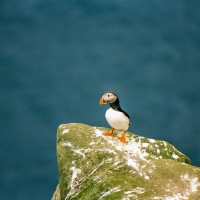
[99,91,118,104]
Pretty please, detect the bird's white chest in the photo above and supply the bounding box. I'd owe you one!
[105,108,129,131]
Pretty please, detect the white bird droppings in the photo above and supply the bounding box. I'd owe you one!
[62,129,69,134]
[93,127,103,137]
[172,152,179,159]
[99,186,121,199]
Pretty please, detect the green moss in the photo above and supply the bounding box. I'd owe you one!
[53,123,200,200]
[127,132,191,164]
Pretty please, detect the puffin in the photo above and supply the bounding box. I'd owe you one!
[99,91,130,143]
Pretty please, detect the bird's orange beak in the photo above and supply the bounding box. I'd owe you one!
[99,97,106,104]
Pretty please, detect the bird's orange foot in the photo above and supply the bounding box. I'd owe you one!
[103,132,114,137]
[118,135,127,143]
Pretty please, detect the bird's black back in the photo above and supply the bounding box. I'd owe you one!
[109,98,130,120]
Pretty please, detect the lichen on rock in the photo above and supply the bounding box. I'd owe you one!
[52,123,200,200]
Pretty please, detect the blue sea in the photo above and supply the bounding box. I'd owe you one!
[0,0,200,199]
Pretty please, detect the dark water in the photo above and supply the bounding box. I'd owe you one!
[0,0,200,199]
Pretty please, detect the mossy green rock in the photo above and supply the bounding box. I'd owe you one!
[52,123,200,200]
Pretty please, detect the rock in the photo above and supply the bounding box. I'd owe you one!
[52,123,200,200]
[51,185,60,200]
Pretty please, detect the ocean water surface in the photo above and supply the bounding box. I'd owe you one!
[0,0,200,199]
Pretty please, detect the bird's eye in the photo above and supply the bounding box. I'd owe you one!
[107,94,110,97]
